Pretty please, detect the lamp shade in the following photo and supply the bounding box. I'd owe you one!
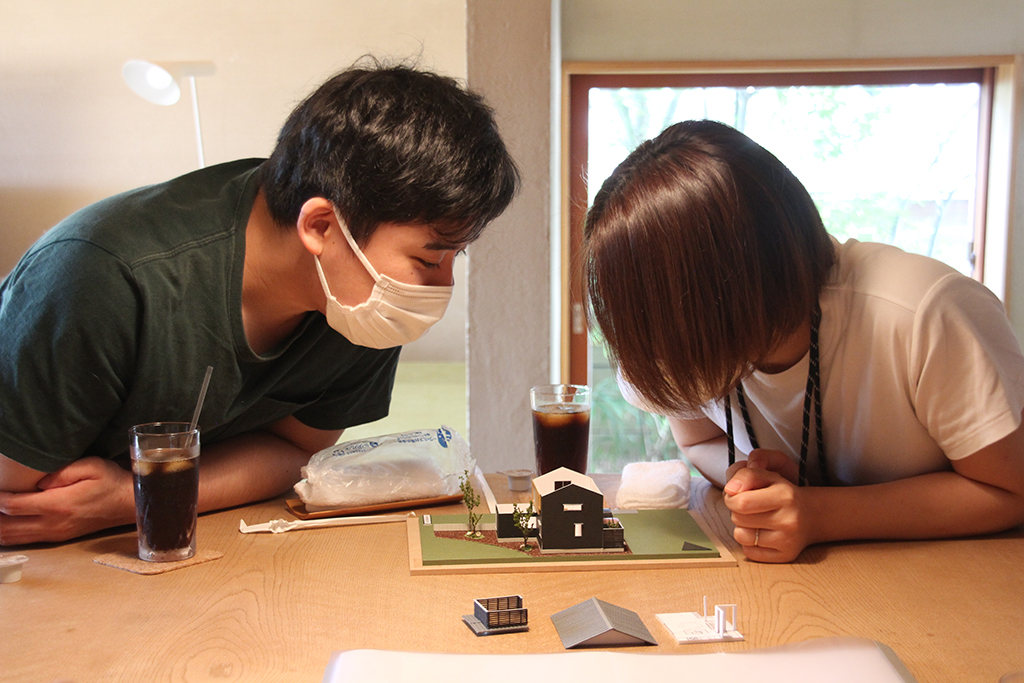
[122,59,217,168]
[123,60,217,106]
[122,60,181,106]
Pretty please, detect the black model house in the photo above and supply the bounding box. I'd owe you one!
[532,467,624,553]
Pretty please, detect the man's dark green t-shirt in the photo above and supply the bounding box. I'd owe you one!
[0,159,400,472]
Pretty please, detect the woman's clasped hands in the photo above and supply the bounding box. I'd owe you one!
[723,449,819,563]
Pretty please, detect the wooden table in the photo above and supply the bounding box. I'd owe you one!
[2,474,1021,682]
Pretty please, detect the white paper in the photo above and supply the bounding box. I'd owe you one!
[322,637,916,683]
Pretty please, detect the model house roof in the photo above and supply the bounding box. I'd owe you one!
[550,597,656,649]
[532,467,601,498]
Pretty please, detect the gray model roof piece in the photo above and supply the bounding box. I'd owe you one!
[550,597,657,649]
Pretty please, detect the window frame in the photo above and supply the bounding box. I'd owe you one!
[561,57,1020,386]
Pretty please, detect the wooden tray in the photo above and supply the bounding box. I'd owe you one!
[286,494,462,520]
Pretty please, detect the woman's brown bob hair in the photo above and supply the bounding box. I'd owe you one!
[582,120,835,413]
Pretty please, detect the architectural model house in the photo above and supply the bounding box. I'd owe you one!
[550,597,657,648]
[531,467,625,553]
[492,467,626,553]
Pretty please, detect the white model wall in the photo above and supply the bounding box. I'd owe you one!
[0,0,469,361]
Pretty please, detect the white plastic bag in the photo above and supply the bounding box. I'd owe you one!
[293,426,474,509]
[614,459,691,509]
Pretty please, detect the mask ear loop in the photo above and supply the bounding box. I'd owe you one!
[330,207,455,297]
[313,256,338,300]
[333,209,382,282]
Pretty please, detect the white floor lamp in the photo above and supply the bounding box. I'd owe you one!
[123,60,217,168]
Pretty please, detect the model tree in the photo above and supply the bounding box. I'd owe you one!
[459,470,483,539]
[512,501,535,551]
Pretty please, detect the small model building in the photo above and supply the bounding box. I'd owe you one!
[462,595,529,636]
[656,596,744,643]
[531,467,625,553]
[550,597,656,648]
[494,503,538,542]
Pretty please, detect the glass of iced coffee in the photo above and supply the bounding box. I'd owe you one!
[530,384,591,476]
[129,422,200,562]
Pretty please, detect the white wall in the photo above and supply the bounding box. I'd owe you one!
[563,0,1024,62]
[0,0,468,361]
[569,0,1024,62]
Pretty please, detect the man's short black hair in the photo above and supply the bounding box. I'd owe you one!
[260,60,520,244]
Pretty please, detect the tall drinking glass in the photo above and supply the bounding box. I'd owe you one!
[530,384,591,475]
[130,422,200,562]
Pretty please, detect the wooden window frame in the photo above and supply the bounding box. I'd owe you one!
[561,57,1021,385]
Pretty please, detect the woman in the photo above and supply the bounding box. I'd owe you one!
[583,120,1024,563]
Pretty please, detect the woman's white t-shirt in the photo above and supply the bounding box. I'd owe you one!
[624,239,1024,486]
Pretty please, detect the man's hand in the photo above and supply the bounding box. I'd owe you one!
[0,457,135,545]
[723,449,810,563]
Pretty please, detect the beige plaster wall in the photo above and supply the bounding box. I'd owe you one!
[0,0,469,361]
[563,0,1024,62]
[466,0,557,471]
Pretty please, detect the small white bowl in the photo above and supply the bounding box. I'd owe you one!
[505,469,533,491]
[0,554,28,584]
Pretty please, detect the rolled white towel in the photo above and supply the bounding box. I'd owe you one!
[615,460,691,510]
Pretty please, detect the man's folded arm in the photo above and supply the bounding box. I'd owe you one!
[0,453,45,493]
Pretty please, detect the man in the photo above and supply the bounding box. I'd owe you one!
[0,62,519,545]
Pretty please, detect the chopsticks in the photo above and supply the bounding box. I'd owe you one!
[239,512,414,534]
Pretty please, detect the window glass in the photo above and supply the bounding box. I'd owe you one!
[588,83,981,274]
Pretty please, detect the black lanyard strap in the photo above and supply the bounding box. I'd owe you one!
[723,305,828,486]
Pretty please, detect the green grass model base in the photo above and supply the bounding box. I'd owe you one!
[418,508,724,567]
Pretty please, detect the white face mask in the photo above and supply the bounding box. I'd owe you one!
[314,213,454,349]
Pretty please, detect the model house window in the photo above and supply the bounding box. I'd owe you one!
[565,60,1017,474]
[574,523,583,537]
[554,480,571,490]
[563,503,583,512]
